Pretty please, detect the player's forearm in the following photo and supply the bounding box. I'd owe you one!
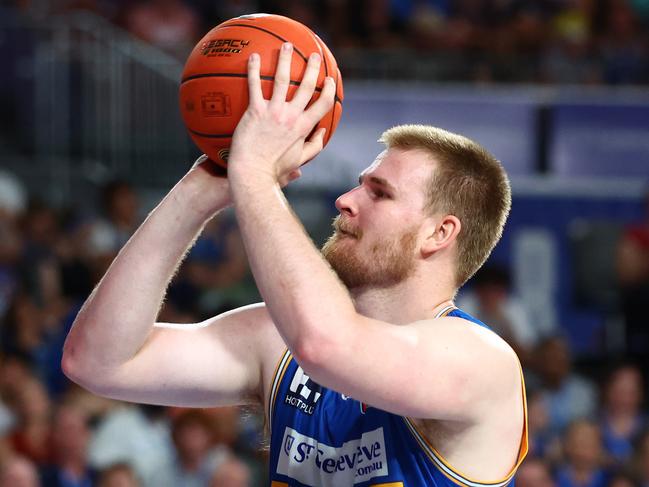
[63,178,226,376]
[230,172,356,361]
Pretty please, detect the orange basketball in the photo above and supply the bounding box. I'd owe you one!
[179,14,344,168]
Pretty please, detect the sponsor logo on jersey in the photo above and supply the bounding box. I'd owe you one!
[340,394,369,414]
[285,367,322,416]
[276,427,388,486]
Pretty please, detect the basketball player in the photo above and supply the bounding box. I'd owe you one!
[62,43,527,486]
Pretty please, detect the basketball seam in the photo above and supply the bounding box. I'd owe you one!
[328,69,338,136]
[310,34,335,136]
[188,103,342,139]
[181,73,342,103]
[182,73,294,83]
[312,34,329,77]
[217,23,309,62]
[189,129,232,138]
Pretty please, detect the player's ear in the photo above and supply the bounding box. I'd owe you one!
[420,214,461,257]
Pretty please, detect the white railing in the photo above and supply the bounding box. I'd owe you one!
[25,11,195,198]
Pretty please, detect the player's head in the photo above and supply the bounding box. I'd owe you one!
[380,125,511,287]
[322,124,511,290]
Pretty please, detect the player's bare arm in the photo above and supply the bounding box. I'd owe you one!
[61,159,287,407]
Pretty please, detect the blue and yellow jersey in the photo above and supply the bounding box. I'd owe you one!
[268,306,528,487]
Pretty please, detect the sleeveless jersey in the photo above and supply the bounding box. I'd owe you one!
[268,306,528,487]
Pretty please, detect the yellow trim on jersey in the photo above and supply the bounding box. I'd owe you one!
[404,363,528,487]
[268,348,293,431]
[436,305,457,318]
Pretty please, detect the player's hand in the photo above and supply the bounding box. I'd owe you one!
[227,42,336,183]
[178,153,305,217]
[176,154,233,216]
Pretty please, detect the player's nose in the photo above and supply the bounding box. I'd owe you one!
[335,187,359,217]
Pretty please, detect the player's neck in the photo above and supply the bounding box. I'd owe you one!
[350,274,455,325]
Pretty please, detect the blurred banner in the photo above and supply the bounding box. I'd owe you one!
[549,103,649,177]
[298,84,539,189]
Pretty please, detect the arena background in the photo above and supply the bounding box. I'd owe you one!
[0,1,648,486]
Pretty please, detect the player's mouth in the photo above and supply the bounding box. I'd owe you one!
[334,218,360,239]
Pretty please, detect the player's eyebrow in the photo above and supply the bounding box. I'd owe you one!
[358,174,397,194]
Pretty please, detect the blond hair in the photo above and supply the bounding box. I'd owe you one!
[379,124,511,287]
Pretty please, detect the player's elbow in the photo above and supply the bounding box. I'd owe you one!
[61,343,112,396]
[292,335,325,371]
[291,318,354,377]
[291,327,338,373]
[61,345,93,389]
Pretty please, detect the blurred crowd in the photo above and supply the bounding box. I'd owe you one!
[0,170,262,486]
[6,0,649,84]
[0,164,648,486]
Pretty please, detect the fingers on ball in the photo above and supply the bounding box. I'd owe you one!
[247,53,263,107]
[305,77,336,125]
[270,42,294,105]
[292,52,322,109]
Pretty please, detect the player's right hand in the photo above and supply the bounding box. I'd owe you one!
[180,154,302,217]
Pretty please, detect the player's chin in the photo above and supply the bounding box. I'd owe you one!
[338,230,359,240]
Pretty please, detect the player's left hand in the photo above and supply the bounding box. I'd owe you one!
[227,42,336,183]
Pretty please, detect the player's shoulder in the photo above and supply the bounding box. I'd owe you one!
[416,312,520,365]
[421,313,523,407]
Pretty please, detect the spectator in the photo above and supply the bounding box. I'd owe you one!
[616,190,649,364]
[1,276,81,397]
[97,463,140,487]
[530,336,598,436]
[457,265,539,361]
[210,455,251,487]
[598,0,648,84]
[542,2,603,85]
[151,409,229,487]
[0,454,41,487]
[191,0,259,31]
[555,420,609,487]
[528,390,561,461]
[634,429,649,487]
[516,457,557,487]
[600,365,646,464]
[0,353,32,396]
[211,405,266,485]
[88,404,173,487]
[607,471,639,487]
[182,212,252,315]
[87,180,140,278]
[1,294,44,362]
[0,170,25,321]
[0,170,27,219]
[39,402,97,487]
[0,397,15,446]
[7,377,52,465]
[122,0,201,59]
[0,198,83,396]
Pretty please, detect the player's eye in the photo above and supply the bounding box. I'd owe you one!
[372,189,389,199]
